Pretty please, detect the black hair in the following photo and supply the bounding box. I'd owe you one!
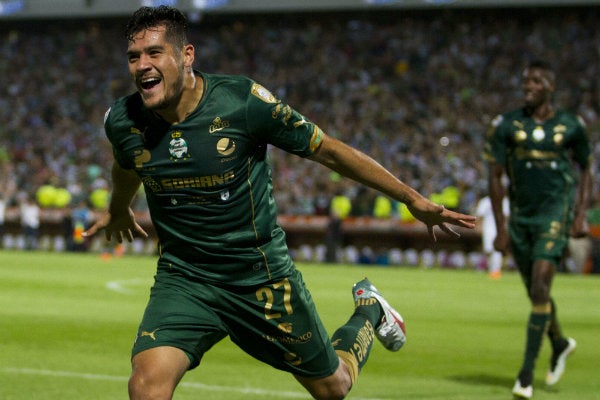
[527,59,555,83]
[125,5,188,49]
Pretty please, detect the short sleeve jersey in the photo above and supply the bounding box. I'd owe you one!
[483,108,591,223]
[104,72,324,285]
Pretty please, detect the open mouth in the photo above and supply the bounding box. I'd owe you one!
[140,77,162,91]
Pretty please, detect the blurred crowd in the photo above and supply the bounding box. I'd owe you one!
[1,7,600,245]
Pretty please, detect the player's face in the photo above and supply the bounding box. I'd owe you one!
[126,25,185,111]
[521,67,554,108]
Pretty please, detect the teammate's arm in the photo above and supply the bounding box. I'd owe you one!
[488,162,509,254]
[83,161,148,242]
[308,133,476,241]
[571,163,592,238]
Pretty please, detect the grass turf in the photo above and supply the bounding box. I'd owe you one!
[0,250,599,399]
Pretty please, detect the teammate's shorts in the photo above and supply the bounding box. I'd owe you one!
[131,260,340,378]
[509,217,570,288]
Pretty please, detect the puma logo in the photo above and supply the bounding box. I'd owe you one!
[140,328,160,341]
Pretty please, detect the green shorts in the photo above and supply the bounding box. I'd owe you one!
[132,261,339,378]
[509,217,570,288]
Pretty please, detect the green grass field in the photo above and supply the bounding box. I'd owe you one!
[1,250,598,400]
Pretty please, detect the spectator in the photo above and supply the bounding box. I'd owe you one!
[0,190,6,246]
[474,194,509,279]
[1,7,600,236]
[70,199,93,251]
[19,193,40,250]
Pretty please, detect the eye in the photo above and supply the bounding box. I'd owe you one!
[149,49,162,57]
[127,53,140,63]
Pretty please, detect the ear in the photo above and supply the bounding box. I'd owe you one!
[183,44,195,68]
[543,70,556,92]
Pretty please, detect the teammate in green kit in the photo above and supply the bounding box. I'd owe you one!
[484,60,592,399]
[83,6,476,400]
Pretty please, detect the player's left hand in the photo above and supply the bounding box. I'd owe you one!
[407,198,476,242]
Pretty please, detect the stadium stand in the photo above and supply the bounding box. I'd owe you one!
[1,6,599,266]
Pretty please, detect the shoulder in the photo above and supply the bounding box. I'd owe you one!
[103,93,150,147]
[203,72,254,94]
[203,72,279,104]
[104,93,144,129]
[489,108,523,129]
[555,109,586,129]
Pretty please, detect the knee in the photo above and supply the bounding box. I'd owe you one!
[128,370,146,400]
[529,261,554,303]
[312,371,352,400]
[529,281,550,304]
[128,346,189,400]
[128,365,175,400]
[312,386,350,400]
[128,370,160,400]
[296,366,352,400]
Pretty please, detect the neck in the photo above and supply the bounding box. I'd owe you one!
[158,71,203,124]
[531,103,554,123]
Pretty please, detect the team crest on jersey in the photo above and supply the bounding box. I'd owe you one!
[532,126,545,142]
[169,131,190,161]
[251,83,278,104]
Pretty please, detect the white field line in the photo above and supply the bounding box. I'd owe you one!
[105,278,149,294]
[1,367,387,400]
[1,367,308,398]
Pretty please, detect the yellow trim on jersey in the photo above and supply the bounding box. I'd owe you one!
[310,126,324,153]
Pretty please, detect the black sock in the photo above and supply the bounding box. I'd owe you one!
[330,307,379,384]
[521,311,551,374]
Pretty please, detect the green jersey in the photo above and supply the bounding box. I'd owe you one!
[104,72,324,286]
[484,108,591,223]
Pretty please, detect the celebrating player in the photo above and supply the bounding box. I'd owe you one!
[484,60,592,399]
[83,6,476,399]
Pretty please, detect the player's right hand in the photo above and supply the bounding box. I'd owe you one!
[82,208,148,243]
[493,229,510,254]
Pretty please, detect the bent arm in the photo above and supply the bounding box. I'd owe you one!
[108,161,142,215]
[83,161,147,242]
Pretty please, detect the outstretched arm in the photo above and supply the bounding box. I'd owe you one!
[308,134,476,241]
[82,161,148,243]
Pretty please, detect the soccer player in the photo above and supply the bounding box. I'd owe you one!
[83,6,476,400]
[484,60,592,399]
